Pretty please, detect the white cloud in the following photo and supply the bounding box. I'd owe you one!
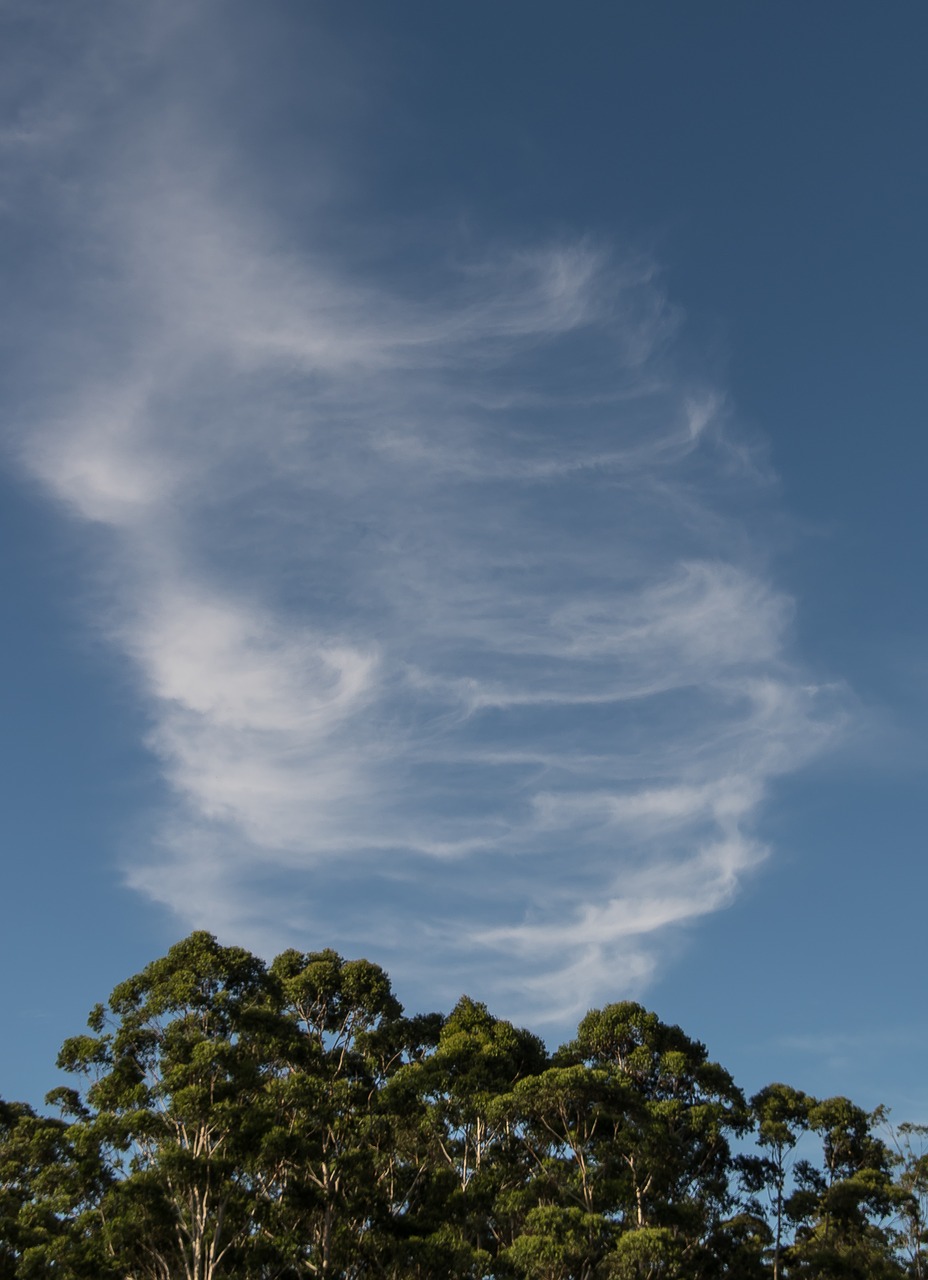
[5,5,845,1026]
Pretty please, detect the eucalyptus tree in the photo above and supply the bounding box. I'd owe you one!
[51,932,288,1280]
[383,995,547,1274]
[0,1097,113,1279]
[7,930,923,1280]
[888,1122,928,1280]
[503,1203,613,1280]
[746,1084,812,1280]
[257,946,406,1278]
[503,1062,625,1218]
[557,1002,748,1276]
[785,1096,902,1277]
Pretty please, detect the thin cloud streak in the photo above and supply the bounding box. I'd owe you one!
[6,9,845,1022]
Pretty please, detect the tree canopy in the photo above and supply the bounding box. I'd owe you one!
[0,933,920,1278]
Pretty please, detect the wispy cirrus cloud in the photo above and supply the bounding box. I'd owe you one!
[4,3,844,1022]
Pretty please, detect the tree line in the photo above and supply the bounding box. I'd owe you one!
[1,931,926,1279]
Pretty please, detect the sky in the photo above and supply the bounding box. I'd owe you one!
[2,1,927,1117]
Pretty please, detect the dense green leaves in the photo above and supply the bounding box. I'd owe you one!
[0,934,920,1278]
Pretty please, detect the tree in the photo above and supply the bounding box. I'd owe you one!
[258,946,405,1277]
[0,1098,112,1278]
[504,1062,625,1219]
[747,1083,812,1279]
[559,1002,748,1277]
[503,1203,610,1280]
[785,1096,902,1277]
[384,995,547,1274]
[4,932,922,1280]
[889,1122,928,1280]
[51,931,285,1280]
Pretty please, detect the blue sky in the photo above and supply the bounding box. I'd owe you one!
[2,1,927,1116]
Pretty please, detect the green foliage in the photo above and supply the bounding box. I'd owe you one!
[604,1225,682,1279]
[782,1097,902,1279]
[888,1122,928,1278]
[504,1204,610,1279]
[0,1098,113,1278]
[0,934,917,1279]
